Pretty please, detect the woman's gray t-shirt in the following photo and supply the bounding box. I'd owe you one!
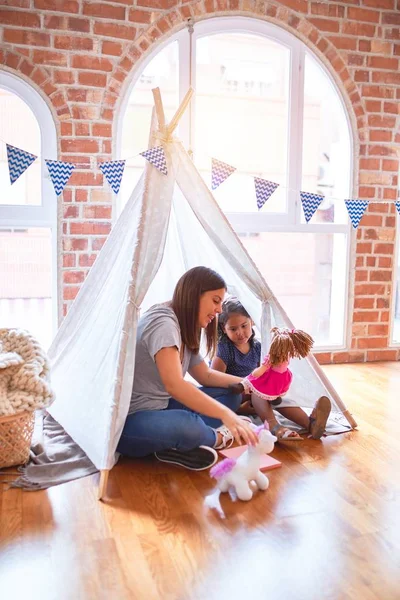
[129,303,204,414]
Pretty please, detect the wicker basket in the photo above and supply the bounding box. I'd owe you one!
[0,411,35,469]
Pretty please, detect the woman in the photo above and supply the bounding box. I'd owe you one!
[117,266,258,470]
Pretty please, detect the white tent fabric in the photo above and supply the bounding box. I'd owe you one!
[48,137,355,472]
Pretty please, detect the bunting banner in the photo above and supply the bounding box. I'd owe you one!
[211,158,236,191]
[99,160,126,195]
[140,146,168,175]
[45,160,75,196]
[300,191,324,223]
[254,178,279,210]
[6,143,37,185]
[344,200,369,229]
[395,201,400,215]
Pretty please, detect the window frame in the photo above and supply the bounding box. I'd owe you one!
[0,71,58,335]
[117,16,355,351]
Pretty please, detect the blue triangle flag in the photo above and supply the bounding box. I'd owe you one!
[300,191,324,223]
[45,160,75,196]
[211,158,236,191]
[395,201,400,215]
[254,178,279,210]
[344,200,368,229]
[7,143,37,184]
[99,160,126,194]
[140,146,168,175]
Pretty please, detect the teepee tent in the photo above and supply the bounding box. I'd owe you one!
[48,88,356,498]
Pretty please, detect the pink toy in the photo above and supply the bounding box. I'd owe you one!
[210,423,277,501]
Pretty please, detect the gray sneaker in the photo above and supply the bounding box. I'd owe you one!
[154,445,218,471]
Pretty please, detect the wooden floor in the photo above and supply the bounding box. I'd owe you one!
[1,362,400,600]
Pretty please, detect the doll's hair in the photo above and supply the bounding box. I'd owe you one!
[268,327,314,366]
[217,297,254,342]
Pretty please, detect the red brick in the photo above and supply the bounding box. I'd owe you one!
[54,35,94,51]
[63,253,76,268]
[362,0,394,8]
[0,9,40,27]
[92,123,112,137]
[375,243,395,254]
[368,324,389,336]
[309,18,339,33]
[376,297,390,308]
[367,350,399,361]
[68,17,90,32]
[342,22,376,37]
[61,122,73,136]
[102,41,123,56]
[366,255,377,265]
[83,2,125,19]
[63,270,85,284]
[75,189,88,202]
[70,172,103,186]
[72,56,113,71]
[93,21,136,40]
[32,50,68,66]
[355,284,386,295]
[77,72,108,87]
[63,237,88,251]
[137,0,176,7]
[314,353,331,365]
[63,286,80,301]
[83,206,112,219]
[354,298,375,309]
[369,130,393,142]
[357,337,388,349]
[70,222,111,235]
[362,85,395,99]
[368,115,397,128]
[34,0,79,11]
[61,139,99,153]
[54,69,75,84]
[128,8,152,23]
[79,254,98,267]
[92,237,107,251]
[367,56,399,70]
[3,29,50,46]
[370,271,393,282]
[347,7,380,23]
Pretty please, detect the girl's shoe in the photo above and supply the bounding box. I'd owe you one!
[309,396,331,439]
[154,445,218,470]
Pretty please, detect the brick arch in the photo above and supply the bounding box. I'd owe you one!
[111,3,365,143]
[0,46,71,120]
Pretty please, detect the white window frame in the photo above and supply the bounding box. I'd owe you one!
[0,71,58,335]
[116,16,354,351]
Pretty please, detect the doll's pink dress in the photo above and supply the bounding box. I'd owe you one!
[244,354,292,401]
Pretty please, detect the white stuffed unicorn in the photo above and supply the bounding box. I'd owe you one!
[210,422,277,501]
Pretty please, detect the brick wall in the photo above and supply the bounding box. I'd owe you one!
[1,0,399,363]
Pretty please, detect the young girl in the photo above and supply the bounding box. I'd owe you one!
[211,298,261,415]
[212,299,331,442]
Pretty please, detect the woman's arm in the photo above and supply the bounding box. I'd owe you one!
[210,356,227,373]
[189,361,241,388]
[155,347,257,446]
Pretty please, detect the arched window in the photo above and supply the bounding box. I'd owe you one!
[118,18,352,349]
[0,72,57,349]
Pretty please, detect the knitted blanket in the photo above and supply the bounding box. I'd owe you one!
[0,328,54,416]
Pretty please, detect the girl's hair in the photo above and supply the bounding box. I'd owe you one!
[217,297,254,342]
[268,327,314,366]
[171,266,226,356]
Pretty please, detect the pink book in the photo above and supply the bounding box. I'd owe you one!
[218,445,282,471]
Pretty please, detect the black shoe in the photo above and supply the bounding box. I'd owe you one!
[154,445,218,471]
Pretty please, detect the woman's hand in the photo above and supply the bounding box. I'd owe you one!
[221,409,259,447]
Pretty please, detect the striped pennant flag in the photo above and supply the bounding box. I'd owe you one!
[395,201,400,215]
[344,199,368,229]
[211,158,236,191]
[300,191,324,223]
[6,144,37,184]
[254,177,279,210]
[99,160,126,194]
[45,160,75,196]
[140,146,168,175]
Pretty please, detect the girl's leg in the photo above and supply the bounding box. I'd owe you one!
[251,395,302,442]
[117,408,217,458]
[276,406,310,429]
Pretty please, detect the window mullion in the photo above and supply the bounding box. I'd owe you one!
[287,42,305,226]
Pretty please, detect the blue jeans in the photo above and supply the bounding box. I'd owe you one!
[117,387,242,458]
